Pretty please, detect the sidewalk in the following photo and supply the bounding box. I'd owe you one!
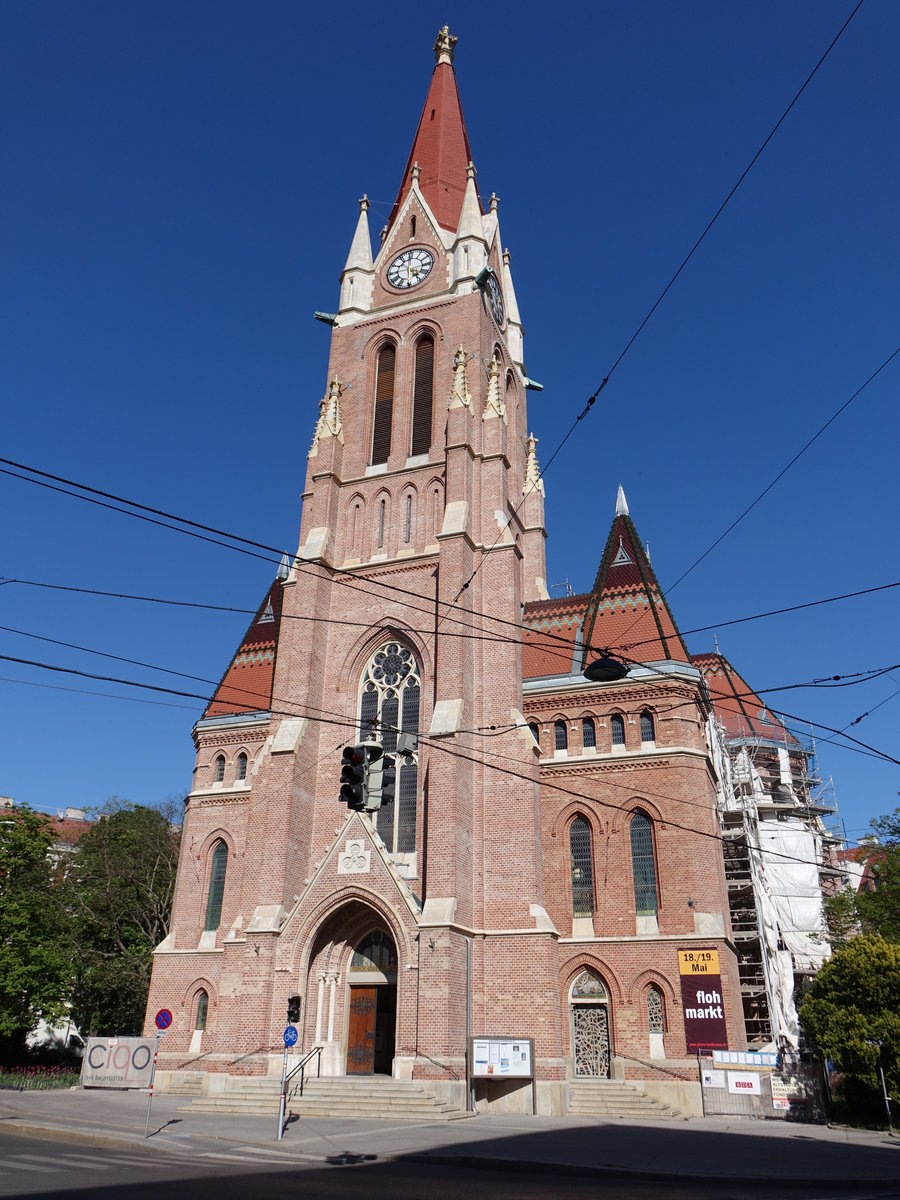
[0,1086,896,1184]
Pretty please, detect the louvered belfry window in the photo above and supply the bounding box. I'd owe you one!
[371,344,395,465]
[410,335,434,456]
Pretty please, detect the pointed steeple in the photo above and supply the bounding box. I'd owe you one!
[456,162,483,240]
[387,27,479,235]
[580,491,688,669]
[343,195,373,272]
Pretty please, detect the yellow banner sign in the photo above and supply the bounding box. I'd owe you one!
[678,949,720,975]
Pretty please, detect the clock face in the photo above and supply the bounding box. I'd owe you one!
[386,247,434,290]
[486,271,504,326]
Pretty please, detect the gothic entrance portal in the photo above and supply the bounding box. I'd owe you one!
[570,969,611,1078]
[346,930,397,1075]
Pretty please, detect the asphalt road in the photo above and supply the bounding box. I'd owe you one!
[2,1134,900,1200]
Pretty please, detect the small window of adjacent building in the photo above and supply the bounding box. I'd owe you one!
[195,989,209,1031]
[237,752,248,781]
[610,714,626,746]
[582,718,596,749]
[569,816,594,919]
[204,841,228,931]
[213,755,225,783]
[640,711,655,743]
[554,720,568,752]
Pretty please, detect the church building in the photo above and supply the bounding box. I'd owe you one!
[144,28,747,1116]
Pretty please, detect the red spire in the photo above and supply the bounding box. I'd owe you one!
[387,26,479,234]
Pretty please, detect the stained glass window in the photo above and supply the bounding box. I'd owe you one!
[647,986,664,1033]
[204,841,228,931]
[195,990,209,1031]
[351,930,397,976]
[630,811,658,915]
[554,720,568,752]
[359,643,421,856]
[610,714,626,746]
[582,718,596,749]
[214,755,225,783]
[569,817,594,918]
[640,711,655,742]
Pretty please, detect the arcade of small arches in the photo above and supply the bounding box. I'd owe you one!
[530,709,657,756]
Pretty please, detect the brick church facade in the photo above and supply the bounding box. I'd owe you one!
[144,28,746,1114]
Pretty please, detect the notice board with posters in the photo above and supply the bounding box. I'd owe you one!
[678,948,728,1052]
[470,1038,533,1078]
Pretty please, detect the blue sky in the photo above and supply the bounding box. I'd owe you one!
[2,1,897,844]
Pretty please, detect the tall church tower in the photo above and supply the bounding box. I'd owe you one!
[147,27,560,1103]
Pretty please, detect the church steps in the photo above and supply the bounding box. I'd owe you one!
[567,1079,683,1120]
[182,1075,470,1120]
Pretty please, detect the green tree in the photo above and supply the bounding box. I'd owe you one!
[799,935,900,1112]
[67,799,181,1036]
[0,805,72,1052]
[854,806,900,943]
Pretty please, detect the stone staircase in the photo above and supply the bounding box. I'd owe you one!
[183,1074,470,1121]
[567,1079,683,1120]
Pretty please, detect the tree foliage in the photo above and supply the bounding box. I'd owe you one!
[0,806,71,1048]
[799,935,900,1103]
[66,799,181,1037]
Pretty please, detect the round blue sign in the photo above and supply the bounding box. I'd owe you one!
[155,1008,173,1030]
[283,1025,298,1047]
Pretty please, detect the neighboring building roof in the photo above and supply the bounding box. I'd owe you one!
[204,578,283,718]
[694,651,799,747]
[386,35,478,234]
[522,594,589,680]
[522,488,689,680]
[580,490,689,670]
[49,814,93,846]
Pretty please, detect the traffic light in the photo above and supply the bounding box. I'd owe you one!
[381,752,397,807]
[364,745,385,812]
[287,994,301,1024]
[340,744,367,810]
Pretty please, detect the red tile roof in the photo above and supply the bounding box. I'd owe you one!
[204,579,283,718]
[387,59,479,234]
[522,595,589,680]
[693,652,799,745]
[581,513,689,668]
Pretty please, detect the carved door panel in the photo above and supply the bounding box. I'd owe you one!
[347,987,377,1075]
[573,1004,610,1077]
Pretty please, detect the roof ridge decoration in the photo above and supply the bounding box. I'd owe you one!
[386,26,479,235]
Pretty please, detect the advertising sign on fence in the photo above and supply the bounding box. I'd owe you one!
[727,1071,761,1095]
[678,949,728,1051]
[81,1037,156,1088]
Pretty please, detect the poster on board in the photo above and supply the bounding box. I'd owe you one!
[470,1038,533,1078]
[678,949,728,1052]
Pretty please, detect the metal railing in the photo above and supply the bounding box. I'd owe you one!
[286,1044,323,1098]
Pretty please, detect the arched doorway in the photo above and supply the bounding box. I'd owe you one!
[346,929,397,1075]
[570,968,611,1077]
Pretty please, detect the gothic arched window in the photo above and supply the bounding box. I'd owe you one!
[358,643,421,855]
[640,711,655,743]
[582,718,596,749]
[410,334,434,456]
[569,816,594,919]
[236,752,248,781]
[213,755,225,783]
[610,714,626,747]
[554,719,568,752]
[371,343,395,465]
[195,989,209,1031]
[630,811,658,916]
[204,841,228,931]
[647,986,664,1033]
[529,723,540,748]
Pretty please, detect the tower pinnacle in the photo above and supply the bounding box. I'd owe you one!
[434,25,457,65]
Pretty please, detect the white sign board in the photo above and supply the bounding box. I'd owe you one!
[81,1037,156,1088]
[727,1070,761,1095]
[471,1038,532,1078]
[714,1049,778,1069]
[701,1067,727,1090]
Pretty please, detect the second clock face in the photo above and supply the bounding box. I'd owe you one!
[486,271,504,326]
[387,248,434,290]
